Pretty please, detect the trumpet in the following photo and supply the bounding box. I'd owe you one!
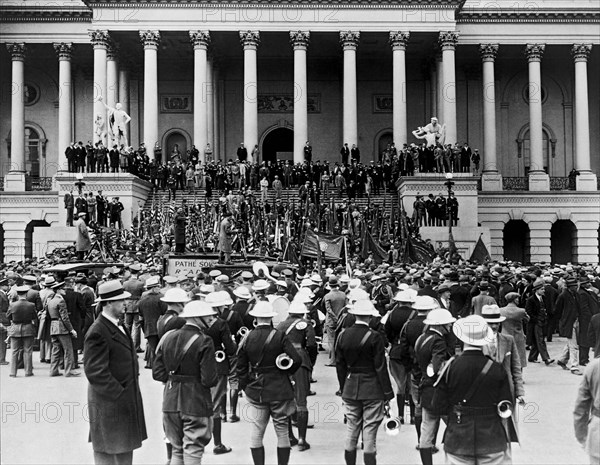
[215,350,226,363]
[275,353,293,370]
[237,326,249,337]
[310,319,317,328]
[252,261,277,282]
[384,417,402,436]
[497,400,513,419]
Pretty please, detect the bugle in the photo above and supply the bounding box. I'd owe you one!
[275,353,293,370]
[497,400,513,419]
[384,417,402,436]
[237,326,249,337]
[215,350,226,363]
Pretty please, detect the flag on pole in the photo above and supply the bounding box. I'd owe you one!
[470,235,491,263]
[301,229,344,261]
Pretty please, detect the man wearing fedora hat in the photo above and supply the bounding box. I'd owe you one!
[324,275,346,367]
[7,285,38,377]
[237,301,302,465]
[277,299,318,451]
[46,279,80,377]
[525,279,554,366]
[153,300,219,465]
[84,280,147,465]
[415,308,456,465]
[336,298,394,465]
[75,211,91,260]
[471,281,497,317]
[432,315,513,464]
[138,276,167,369]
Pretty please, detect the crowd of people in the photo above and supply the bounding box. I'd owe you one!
[1,254,599,464]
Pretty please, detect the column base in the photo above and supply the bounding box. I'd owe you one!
[4,172,26,192]
[528,172,550,191]
[575,172,598,192]
[481,172,503,191]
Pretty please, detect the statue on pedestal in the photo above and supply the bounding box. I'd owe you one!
[100,97,132,147]
[412,117,446,147]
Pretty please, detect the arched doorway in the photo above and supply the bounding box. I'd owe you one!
[261,127,293,165]
[551,220,576,264]
[503,220,530,263]
[162,129,190,163]
[24,220,50,259]
[376,131,394,162]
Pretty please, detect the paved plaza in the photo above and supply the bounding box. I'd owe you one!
[0,338,589,465]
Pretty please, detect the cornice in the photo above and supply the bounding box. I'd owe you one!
[0,7,92,23]
[457,10,600,24]
[83,0,462,8]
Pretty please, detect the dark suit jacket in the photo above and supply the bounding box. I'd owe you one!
[588,313,600,357]
[578,288,599,348]
[525,294,548,327]
[153,324,217,416]
[84,315,146,454]
[138,291,167,337]
[556,289,579,337]
[336,323,394,401]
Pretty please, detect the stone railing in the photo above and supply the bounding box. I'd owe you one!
[550,177,573,191]
[27,177,53,191]
[502,177,529,191]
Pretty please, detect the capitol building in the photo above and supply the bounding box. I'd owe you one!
[0,0,598,264]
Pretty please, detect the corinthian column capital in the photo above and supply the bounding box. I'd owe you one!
[290,31,310,50]
[524,43,545,62]
[438,31,459,51]
[339,31,360,50]
[479,44,499,62]
[53,42,73,61]
[571,43,592,62]
[239,31,260,49]
[89,30,110,49]
[190,31,211,50]
[389,31,410,51]
[139,30,161,49]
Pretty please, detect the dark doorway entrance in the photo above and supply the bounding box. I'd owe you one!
[25,220,50,259]
[262,127,293,165]
[551,220,576,264]
[377,132,394,161]
[503,220,530,263]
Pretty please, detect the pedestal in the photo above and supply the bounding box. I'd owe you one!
[576,172,598,192]
[481,172,502,191]
[528,172,550,191]
[4,172,26,191]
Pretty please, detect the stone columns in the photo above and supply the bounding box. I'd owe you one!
[571,44,596,191]
[118,68,130,117]
[340,31,360,147]
[438,32,458,145]
[140,31,160,158]
[106,43,119,109]
[290,31,310,164]
[435,52,444,123]
[190,31,210,162]
[54,42,73,173]
[524,44,549,190]
[389,32,409,147]
[240,31,260,161]
[479,44,501,191]
[5,43,26,191]
[207,56,215,156]
[90,30,109,146]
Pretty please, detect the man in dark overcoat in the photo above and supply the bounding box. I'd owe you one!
[84,280,147,465]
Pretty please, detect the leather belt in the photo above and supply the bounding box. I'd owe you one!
[251,365,278,374]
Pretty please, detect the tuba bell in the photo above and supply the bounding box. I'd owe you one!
[497,400,513,419]
[384,417,402,436]
[215,350,226,363]
[252,261,276,282]
[275,353,293,370]
[237,326,249,337]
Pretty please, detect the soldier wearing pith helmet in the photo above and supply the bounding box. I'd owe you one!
[336,298,394,465]
[237,301,302,465]
[152,300,219,465]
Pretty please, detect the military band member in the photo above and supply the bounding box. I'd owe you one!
[232,286,253,330]
[414,308,456,465]
[336,298,394,465]
[432,315,513,465]
[152,300,218,465]
[157,288,189,339]
[204,292,237,454]
[276,298,318,451]
[237,301,302,465]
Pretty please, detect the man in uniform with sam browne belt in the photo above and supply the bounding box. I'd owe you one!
[236,300,302,465]
[152,300,218,465]
[432,314,513,464]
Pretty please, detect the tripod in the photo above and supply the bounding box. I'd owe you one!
[85,239,109,262]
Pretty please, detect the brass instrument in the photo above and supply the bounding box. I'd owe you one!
[215,350,226,363]
[252,261,277,282]
[275,353,293,370]
[497,400,513,419]
[384,417,402,436]
[237,326,249,337]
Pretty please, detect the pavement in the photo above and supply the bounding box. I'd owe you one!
[0,337,590,465]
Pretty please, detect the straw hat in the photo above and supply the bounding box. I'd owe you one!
[481,304,506,323]
[95,280,131,303]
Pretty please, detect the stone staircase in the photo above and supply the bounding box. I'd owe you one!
[143,187,399,212]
